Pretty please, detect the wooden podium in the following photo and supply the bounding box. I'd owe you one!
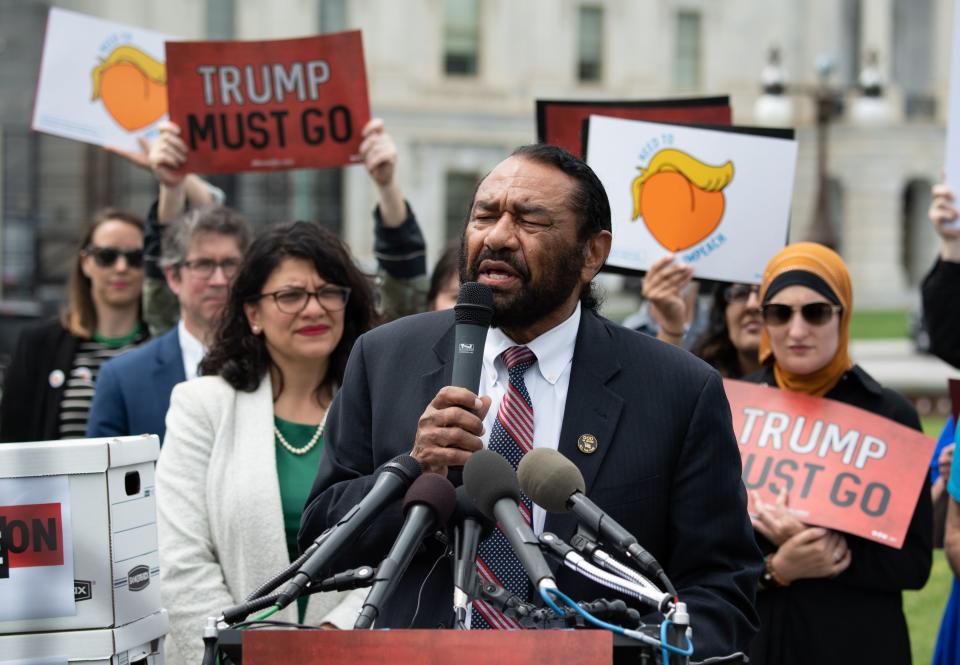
[240,630,614,665]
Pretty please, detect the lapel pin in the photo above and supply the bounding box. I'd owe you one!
[48,369,65,389]
[577,433,598,454]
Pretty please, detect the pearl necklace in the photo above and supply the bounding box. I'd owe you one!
[274,408,330,456]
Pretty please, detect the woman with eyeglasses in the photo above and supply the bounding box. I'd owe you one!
[1,208,148,442]
[745,242,932,665]
[156,221,377,665]
[689,282,762,378]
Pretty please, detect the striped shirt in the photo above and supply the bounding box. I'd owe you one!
[58,330,149,439]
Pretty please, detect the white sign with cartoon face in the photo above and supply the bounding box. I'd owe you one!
[585,115,798,284]
[31,8,176,152]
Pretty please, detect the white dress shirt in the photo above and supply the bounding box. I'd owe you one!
[177,320,206,381]
[478,302,581,534]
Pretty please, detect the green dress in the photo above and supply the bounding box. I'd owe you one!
[274,416,325,623]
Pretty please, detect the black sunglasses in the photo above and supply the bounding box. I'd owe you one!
[761,302,842,327]
[84,246,144,269]
[724,284,760,304]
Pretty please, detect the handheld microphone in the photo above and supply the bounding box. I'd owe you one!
[451,282,494,392]
[451,486,495,626]
[517,448,675,596]
[354,473,457,629]
[463,449,557,590]
[276,454,423,610]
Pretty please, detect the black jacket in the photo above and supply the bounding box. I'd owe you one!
[1,319,81,442]
[922,258,960,368]
[744,365,933,665]
[300,308,762,659]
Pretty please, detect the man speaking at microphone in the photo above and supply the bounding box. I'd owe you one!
[300,145,761,656]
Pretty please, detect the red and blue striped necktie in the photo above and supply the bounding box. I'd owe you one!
[471,345,536,629]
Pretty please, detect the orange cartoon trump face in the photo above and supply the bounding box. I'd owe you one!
[631,148,734,252]
[91,45,167,131]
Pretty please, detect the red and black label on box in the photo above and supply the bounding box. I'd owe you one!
[0,503,65,578]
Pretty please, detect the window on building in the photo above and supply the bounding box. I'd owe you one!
[445,171,480,241]
[673,10,702,90]
[893,0,935,119]
[444,0,480,76]
[577,6,604,82]
[319,0,347,32]
[205,0,235,39]
[902,178,936,286]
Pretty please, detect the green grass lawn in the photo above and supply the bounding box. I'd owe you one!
[849,309,911,340]
[906,552,952,664]
[905,417,953,664]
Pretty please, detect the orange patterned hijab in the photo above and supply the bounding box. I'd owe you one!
[758,242,853,396]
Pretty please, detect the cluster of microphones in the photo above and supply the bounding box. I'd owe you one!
[208,284,696,663]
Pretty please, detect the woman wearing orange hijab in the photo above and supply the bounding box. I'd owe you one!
[745,242,932,665]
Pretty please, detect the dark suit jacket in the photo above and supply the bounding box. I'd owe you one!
[301,308,761,657]
[86,327,186,441]
[0,319,81,442]
[922,258,960,368]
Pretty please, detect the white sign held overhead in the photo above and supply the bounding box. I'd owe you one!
[31,8,177,152]
[0,476,75,622]
[585,115,798,284]
[945,0,960,230]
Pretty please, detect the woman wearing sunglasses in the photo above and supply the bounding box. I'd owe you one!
[155,221,376,665]
[1,208,148,442]
[745,242,932,665]
[690,282,763,379]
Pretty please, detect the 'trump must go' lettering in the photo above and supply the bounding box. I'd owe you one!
[739,407,887,470]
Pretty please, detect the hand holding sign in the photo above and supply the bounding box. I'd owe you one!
[751,489,805,547]
[772,528,852,585]
[148,122,189,187]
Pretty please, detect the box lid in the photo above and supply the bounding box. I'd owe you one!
[0,609,168,659]
[0,436,159,478]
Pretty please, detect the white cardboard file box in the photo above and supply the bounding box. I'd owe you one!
[0,608,167,665]
[0,435,161,633]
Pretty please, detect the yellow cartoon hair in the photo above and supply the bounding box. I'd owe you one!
[631,149,734,219]
[91,46,166,101]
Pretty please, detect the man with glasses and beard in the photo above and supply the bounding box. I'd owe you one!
[85,207,251,442]
[300,145,761,659]
[1,209,149,442]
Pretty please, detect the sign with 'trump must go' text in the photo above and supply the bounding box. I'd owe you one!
[724,379,933,548]
[165,31,370,173]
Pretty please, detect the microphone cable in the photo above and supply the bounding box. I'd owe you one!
[538,586,693,664]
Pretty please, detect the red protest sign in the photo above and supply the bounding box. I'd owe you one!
[724,379,933,548]
[536,97,732,157]
[165,31,370,174]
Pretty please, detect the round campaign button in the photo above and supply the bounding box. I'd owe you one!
[577,433,598,454]
[75,366,93,383]
[48,369,65,389]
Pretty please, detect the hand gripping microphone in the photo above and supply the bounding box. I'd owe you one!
[354,473,457,629]
[451,486,495,626]
[516,448,675,596]
[276,454,422,610]
[451,282,494,392]
[463,449,557,591]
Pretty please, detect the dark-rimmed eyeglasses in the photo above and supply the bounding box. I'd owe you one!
[724,284,760,304]
[83,246,145,269]
[761,302,842,327]
[258,286,351,314]
[180,258,242,279]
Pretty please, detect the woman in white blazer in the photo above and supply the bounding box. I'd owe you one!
[157,221,378,665]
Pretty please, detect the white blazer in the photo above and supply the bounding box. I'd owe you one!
[157,375,363,665]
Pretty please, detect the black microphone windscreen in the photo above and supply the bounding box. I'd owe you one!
[402,473,457,527]
[454,282,494,326]
[383,454,423,485]
[517,448,585,513]
[453,486,496,538]
[463,449,521,520]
